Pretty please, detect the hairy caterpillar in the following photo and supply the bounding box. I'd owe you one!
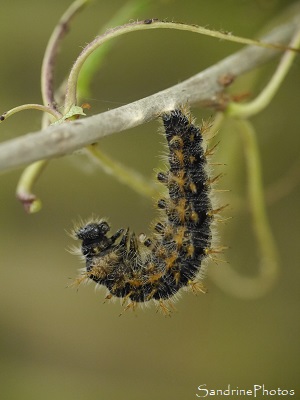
[71,108,223,314]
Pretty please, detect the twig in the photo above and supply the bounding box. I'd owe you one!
[0,15,299,172]
[41,0,90,110]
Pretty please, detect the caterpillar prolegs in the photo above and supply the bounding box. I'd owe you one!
[72,108,224,313]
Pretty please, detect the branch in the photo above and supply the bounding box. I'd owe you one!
[0,15,299,172]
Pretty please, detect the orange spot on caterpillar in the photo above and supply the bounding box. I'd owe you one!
[174,198,187,223]
[173,226,187,249]
[169,169,186,191]
[147,271,164,284]
[186,243,195,258]
[165,252,178,270]
[190,210,199,223]
[71,108,227,313]
[189,181,197,193]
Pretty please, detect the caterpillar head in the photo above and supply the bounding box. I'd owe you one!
[75,221,110,243]
[74,221,113,259]
[73,220,125,260]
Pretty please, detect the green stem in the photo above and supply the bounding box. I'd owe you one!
[87,145,158,199]
[227,28,300,118]
[41,0,90,110]
[16,160,48,213]
[240,119,279,270]
[0,104,60,123]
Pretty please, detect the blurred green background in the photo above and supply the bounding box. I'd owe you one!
[0,0,299,399]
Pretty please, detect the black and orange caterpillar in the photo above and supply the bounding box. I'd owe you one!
[72,108,223,313]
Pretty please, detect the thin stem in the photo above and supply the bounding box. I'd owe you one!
[240,120,279,274]
[16,160,48,213]
[87,145,158,198]
[227,28,300,118]
[41,0,90,110]
[0,104,60,123]
[64,19,299,112]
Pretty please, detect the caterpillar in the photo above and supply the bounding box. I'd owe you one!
[71,107,223,314]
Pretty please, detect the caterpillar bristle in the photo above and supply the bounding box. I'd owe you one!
[71,107,227,314]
